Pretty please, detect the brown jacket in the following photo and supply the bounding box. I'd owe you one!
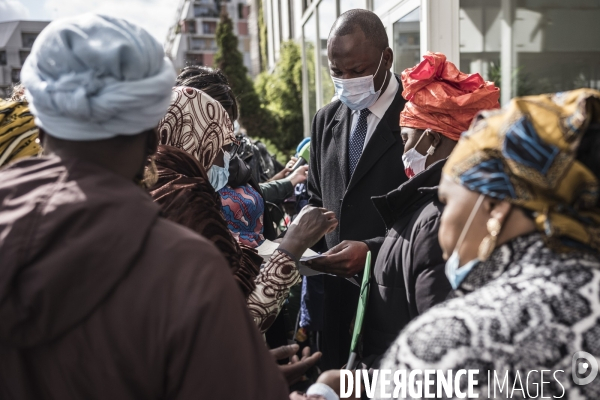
[0,156,288,399]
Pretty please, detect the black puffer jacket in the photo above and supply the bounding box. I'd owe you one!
[362,159,452,360]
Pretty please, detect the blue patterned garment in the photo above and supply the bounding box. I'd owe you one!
[348,108,371,176]
[218,184,265,248]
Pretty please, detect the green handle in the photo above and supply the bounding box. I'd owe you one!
[349,251,372,355]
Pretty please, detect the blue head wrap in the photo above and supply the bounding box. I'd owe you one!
[21,14,176,141]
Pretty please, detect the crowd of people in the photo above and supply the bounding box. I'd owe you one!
[0,8,598,400]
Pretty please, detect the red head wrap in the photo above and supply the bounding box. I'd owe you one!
[400,52,500,140]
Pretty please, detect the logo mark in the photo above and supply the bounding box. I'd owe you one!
[572,351,598,385]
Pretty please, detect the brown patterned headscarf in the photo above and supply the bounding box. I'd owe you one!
[157,86,235,169]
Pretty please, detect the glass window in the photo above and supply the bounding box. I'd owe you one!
[21,33,38,48]
[339,0,365,14]
[318,0,336,106]
[190,38,216,51]
[11,69,21,83]
[393,7,421,75]
[19,51,30,65]
[0,51,6,66]
[194,4,219,17]
[185,53,204,65]
[373,0,389,11]
[202,21,217,34]
[303,13,317,122]
[460,0,600,101]
[185,20,197,34]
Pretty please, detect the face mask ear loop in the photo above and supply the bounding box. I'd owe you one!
[373,52,384,78]
[453,194,485,259]
[373,52,387,92]
[412,129,430,149]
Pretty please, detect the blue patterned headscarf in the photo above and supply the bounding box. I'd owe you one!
[444,89,600,252]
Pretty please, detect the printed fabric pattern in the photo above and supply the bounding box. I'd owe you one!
[219,184,265,248]
[0,100,40,168]
[248,250,302,333]
[376,233,600,399]
[444,89,600,252]
[157,86,235,170]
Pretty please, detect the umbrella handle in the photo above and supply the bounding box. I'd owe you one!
[346,351,358,371]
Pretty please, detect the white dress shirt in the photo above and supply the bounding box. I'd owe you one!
[349,74,399,150]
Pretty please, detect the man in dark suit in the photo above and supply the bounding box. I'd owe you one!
[306,9,408,369]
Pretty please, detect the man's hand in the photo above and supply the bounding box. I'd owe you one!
[271,344,322,385]
[305,240,369,278]
[279,206,338,260]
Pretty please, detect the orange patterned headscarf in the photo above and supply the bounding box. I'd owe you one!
[400,52,500,140]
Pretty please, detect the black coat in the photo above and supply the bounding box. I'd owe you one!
[363,159,452,360]
[307,76,407,369]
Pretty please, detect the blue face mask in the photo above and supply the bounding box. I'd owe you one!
[331,52,387,111]
[208,150,231,192]
[444,194,485,290]
[445,251,480,290]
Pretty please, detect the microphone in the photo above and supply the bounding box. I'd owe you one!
[291,141,311,171]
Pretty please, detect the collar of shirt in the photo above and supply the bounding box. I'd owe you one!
[351,73,399,121]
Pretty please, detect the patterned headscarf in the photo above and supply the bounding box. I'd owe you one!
[158,87,235,170]
[0,100,41,168]
[444,88,600,252]
[400,52,500,140]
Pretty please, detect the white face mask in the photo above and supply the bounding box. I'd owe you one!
[208,150,231,192]
[331,52,387,111]
[402,129,435,178]
[445,194,485,289]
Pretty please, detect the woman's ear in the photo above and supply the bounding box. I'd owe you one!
[428,130,443,148]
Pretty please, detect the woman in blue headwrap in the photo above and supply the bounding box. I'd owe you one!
[375,89,600,399]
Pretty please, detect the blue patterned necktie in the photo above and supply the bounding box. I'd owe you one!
[348,108,371,176]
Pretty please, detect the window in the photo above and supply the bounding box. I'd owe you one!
[339,0,366,14]
[460,0,600,102]
[185,20,197,34]
[11,69,21,83]
[303,13,317,122]
[0,51,6,66]
[318,0,336,105]
[185,53,204,65]
[393,7,421,75]
[237,21,248,35]
[194,4,219,17]
[190,37,217,51]
[238,4,245,19]
[202,21,217,34]
[19,51,30,65]
[21,33,38,48]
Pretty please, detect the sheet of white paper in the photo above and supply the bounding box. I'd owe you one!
[257,240,357,283]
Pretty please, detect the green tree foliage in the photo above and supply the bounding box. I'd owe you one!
[255,41,304,154]
[214,10,277,140]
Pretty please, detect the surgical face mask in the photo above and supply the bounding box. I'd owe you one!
[208,150,231,191]
[331,52,388,111]
[402,129,435,179]
[445,194,485,290]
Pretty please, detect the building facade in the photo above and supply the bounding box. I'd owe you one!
[299,0,600,136]
[0,20,49,99]
[165,0,253,74]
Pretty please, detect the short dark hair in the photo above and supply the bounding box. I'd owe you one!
[329,9,389,51]
[176,66,239,122]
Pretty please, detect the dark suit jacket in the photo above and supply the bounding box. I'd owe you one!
[308,75,407,368]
